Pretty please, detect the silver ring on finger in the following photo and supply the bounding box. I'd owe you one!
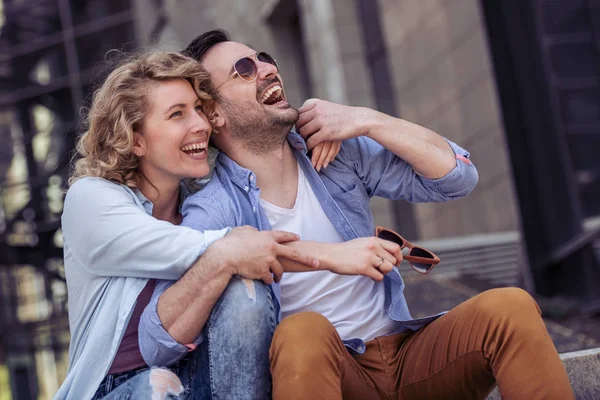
[377,257,385,268]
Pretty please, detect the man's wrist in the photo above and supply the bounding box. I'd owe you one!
[199,238,237,278]
[318,242,342,271]
[363,108,389,140]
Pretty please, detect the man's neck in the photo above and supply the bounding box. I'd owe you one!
[227,139,299,209]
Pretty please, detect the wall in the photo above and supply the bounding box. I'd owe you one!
[379,0,520,239]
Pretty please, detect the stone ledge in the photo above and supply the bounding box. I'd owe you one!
[487,347,600,399]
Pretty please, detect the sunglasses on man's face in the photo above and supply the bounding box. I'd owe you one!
[375,226,440,274]
[211,52,279,94]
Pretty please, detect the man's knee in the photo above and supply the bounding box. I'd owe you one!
[273,311,336,345]
[270,312,341,369]
[470,288,542,332]
[148,368,184,399]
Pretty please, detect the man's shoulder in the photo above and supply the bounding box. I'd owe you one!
[185,175,222,200]
[183,173,234,209]
[181,171,241,230]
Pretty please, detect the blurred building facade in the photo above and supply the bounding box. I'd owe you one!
[144,0,596,234]
[1,0,598,398]
[139,0,521,239]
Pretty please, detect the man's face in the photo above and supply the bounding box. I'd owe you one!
[202,41,299,154]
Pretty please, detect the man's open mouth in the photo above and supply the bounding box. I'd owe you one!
[260,84,285,105]
[180,141,207,156]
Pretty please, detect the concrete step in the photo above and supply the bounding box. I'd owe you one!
[487,347,600,399]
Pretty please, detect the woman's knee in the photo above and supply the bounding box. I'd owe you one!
[148,368,184,399]
[109,368,183,400]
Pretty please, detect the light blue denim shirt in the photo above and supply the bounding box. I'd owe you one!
[53,177,229,400]
[139,132,478,367]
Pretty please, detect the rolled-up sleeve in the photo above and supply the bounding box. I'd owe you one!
[417,140,479,199]
[340,136,478,203]
[139,183,236,367]
[139,280,202,367]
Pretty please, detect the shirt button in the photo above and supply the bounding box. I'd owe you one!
[244,186,249,192]
[358,344,365,352]
[249,175,254,182]
[253,206,257,213]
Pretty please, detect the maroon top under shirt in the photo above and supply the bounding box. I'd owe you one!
[108,279,157,375]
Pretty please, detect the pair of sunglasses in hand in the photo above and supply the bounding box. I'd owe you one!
[375,226,440,274]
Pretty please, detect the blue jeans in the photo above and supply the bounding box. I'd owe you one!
[93,277,278,399]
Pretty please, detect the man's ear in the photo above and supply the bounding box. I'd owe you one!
[212,102,226,129]
[132,131,147,157]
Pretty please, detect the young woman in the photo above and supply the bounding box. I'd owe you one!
[55,51,320,400]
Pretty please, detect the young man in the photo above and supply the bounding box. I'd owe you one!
[139,30,573,400]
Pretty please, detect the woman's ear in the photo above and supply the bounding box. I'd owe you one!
[132,131,147,157]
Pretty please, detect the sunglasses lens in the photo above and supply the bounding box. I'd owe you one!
[409,247,435,273]
[257,52,278,70]
[234,57,257,81]
[377,230,405,247]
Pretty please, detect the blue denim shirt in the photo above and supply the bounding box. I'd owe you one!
[139,132,478,366]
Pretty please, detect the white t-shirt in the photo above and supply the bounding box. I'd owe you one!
[259,164,400,342]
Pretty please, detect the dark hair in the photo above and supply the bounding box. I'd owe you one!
[183,29,231,61]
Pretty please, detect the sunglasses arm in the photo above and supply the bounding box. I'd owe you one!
[402,255,440,265]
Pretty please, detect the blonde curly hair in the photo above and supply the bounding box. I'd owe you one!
[69,51,215,188]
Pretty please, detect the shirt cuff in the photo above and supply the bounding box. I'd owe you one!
[138,287,204,367]
[204,227,231,248]
[419,139,478,198]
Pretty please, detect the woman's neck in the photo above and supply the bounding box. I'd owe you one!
[138,178,181,225]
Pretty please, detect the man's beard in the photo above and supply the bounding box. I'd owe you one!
[219,97,299,155]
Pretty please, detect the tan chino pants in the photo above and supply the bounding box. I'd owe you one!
[270,288,574,400]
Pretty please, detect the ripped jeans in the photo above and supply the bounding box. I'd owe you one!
[93,277,278,399]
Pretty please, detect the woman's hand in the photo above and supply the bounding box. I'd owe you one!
[212,226,319,284]
[310,141,341,172]
[321,237,403,281]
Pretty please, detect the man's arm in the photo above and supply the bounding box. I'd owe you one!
[181,187,402,278]
[298,99,456,179]
[296,98,478,201]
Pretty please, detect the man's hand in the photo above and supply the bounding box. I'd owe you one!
[210,226,319,284]
[322,237,403,282]
[296,98,375,150]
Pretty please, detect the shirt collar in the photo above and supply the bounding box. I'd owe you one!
[215,130,307,189]
[133,188,154,215]
[133,182,189,215]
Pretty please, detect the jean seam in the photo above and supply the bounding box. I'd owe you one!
[207,311,217,399]
[268,286,276,397]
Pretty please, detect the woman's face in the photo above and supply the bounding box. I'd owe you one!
[135,79,212,185]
